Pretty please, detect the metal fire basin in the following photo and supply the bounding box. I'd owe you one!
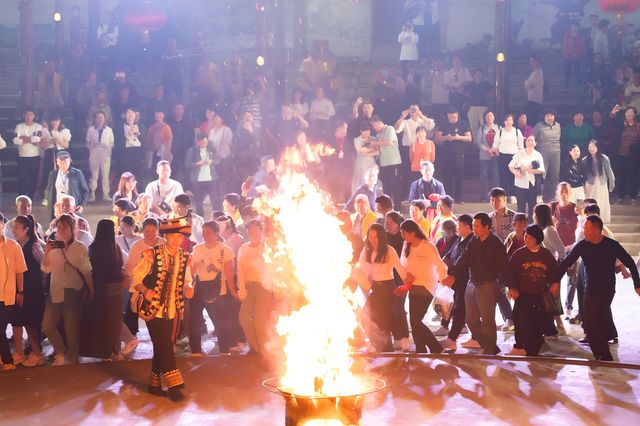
[263,378,386,426]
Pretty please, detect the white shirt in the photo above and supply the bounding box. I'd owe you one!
[86,125,115,152]
[208,126,233,161]
[396,117,435,147]
[13,122,43,157]
[144,179,184,211]
[55,170,71,203]
[594,30,609,59]
[309,98,336,121]
[123,123,142,148]
[356,246,406,283]
[444,67,472,91]
[429,70,449,104]
[398,31,419,61]
[42,128,72,150]
[237,242,271,299]
[524,68,544,104]
[124,237,165,278]
[41,240,92,304]
[0,237,28,305]
[400,240,447,295]
[116,234,142,255]
[509,149,545,189]
[494,127,524,155]
[191,242,235,295]
[197,148,213,182]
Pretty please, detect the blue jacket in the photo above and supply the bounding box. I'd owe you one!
[46,167,90,218]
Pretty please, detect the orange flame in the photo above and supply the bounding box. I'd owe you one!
[257,143,365,397]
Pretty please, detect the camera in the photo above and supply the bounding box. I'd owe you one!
[531,160,540,170]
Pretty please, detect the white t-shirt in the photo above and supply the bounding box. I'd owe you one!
[525,68,544,104]
[197,147,213,182]
[398,31,419,61]
[41,240,92,304]
[237,242,272,299]
[309,98,336,121]
[494,127,524,155]
[13,123,43,157]
[356,245,406,283]
[429,70,449,104]
[144,179,184,210]
[116,234,142,255]
[444,67,472,91]
[509,149,545,189]
[400,239,448,295]
[42,128,72,150]
[396,117,436,147]
[191,242,235,295]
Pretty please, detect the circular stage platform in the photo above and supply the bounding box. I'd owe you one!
[1,353,639,425]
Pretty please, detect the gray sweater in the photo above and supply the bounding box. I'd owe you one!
[533,121,562,152]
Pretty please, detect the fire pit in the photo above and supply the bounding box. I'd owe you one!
[263,377,386,426]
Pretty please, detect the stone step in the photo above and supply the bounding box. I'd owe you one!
[607,223,640,234]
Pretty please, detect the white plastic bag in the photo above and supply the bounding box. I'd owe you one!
[433,283,455,321]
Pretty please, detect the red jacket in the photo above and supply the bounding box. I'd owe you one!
[563,32,586,59]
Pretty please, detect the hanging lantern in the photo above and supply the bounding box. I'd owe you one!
[123,0,167,33]
[598,0,640,13]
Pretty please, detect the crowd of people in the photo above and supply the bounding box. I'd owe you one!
[1,4,640,403]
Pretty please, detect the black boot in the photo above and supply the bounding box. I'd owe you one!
[167,387,185,402]
[148,385,166,397]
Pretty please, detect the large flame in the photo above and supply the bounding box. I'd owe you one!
[256,143,365,397]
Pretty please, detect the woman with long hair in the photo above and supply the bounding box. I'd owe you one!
[10,215,46,367]
[80,219,125,360]
[41,214,94,366]
[112,172,139,204]
[355,223,406,352]
[533,203,567,339]
[384,211,410,351]
[494,113,524,203]
[560,144,586,202]
[582,140,615,222]
[399,219,448,354]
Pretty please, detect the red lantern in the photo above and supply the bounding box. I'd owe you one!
[598,0,640,13]
[123,0,167,33]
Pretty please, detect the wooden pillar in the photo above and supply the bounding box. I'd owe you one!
[18,0,35,108]
[495,0,510,121]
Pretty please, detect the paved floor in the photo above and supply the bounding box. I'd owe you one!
[0,353,639,425]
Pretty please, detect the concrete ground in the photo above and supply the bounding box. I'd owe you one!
[1,197,639,424]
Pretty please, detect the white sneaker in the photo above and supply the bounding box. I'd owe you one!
[507,347,526,356]
[12,353,25,365]
[88,193,96,202]
[0,363,16,371]
[399,337,410,352]
[460,325,469,334]
[440,338,457,351]
[461,339,481,349]
[41,198,48,207]
[501,320,515,332]
[509,196,517,204]
[433,326,450,337]
[22,353,44,367]
[51,353,65,366]
[122,338,139,356]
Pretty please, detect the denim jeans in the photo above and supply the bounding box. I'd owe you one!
[465,281,500,354]
[479,159,499,200]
